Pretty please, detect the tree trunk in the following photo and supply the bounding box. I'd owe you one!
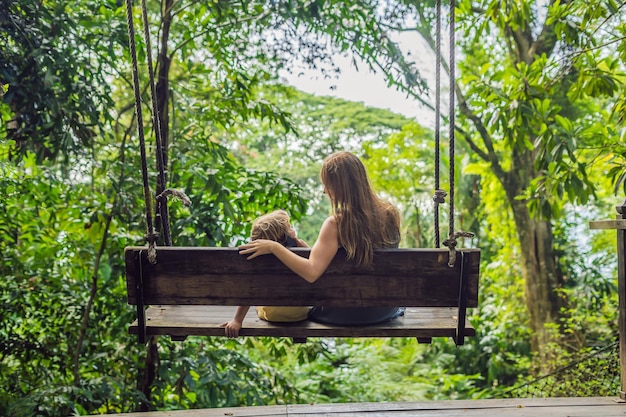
[138,2,174,409]
[154,0,172,245]
[507,190,565,370]
[138,336,159,411]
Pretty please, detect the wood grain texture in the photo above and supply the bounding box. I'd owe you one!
[101,397,625,416]
[128,306,476,339]
[125,247,480,308]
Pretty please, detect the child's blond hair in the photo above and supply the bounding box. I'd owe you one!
[250,210,291,244]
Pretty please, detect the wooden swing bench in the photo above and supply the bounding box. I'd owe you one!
[125,246,480,345]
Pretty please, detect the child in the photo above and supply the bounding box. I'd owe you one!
[221,210,309,337]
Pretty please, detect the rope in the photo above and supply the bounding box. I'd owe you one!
[447,0,456,245]
[138,0,173,247]
[124,0,158,264]
[438,0,474,266]
[433,0,443,248]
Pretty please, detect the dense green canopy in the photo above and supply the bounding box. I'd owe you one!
[1,0,624,415]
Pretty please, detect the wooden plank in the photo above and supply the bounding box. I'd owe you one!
[125,247,480,308]
[616,199,626,400]
[101,397,625,416]
[128,306,475,339]
[590,219,626,230]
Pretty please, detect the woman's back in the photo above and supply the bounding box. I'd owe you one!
[309,152,404,325]
[321,151,401,268]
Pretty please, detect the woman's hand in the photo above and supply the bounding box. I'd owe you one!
[238,239,281,259]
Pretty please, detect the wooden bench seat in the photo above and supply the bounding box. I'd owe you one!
[125,246,480,345]
[129,305,476,341]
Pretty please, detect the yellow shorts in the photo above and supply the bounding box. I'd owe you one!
[255,306,310,322]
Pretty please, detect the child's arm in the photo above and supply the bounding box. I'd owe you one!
[288,225,309,248]
[295,237,309,247]
[220,306,250,337]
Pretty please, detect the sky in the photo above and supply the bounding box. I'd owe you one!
[281,54,422,118]
[278,31,446,129]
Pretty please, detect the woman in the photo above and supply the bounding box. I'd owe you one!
[239,151,404,325]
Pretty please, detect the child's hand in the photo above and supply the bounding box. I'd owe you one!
[288,225,309,247]
[220,320,243,338]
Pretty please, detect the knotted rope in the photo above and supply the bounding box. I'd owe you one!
[124,0,158,264]
[434,0,475,266]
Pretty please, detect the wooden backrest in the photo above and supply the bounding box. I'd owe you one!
[125,246,480,308]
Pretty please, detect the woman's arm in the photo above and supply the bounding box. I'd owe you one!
[239,217,339,283]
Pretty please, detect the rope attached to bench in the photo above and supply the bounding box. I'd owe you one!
[125,0,193,263]
[433,0,443,248]
[124,0,159,264]
[433,0,474,266]
[138,0,172,249]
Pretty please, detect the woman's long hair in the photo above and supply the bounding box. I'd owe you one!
[321,151,400,268]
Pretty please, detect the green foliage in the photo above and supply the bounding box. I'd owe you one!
[0,138,309,416]
[2,0,625,414]
[0,151,141,416]
[168,139,307,246]
[242,337,487,403]
[0,0,120,161]
[362,122,482,248]
[451,0,625,217]
[147,339,300,409]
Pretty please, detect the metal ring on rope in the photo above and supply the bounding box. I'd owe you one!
[433,189,447,205]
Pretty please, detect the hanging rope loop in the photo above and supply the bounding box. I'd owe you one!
[138,0,172,247]
[443,231,475,267]
[144,232,160,264]
[125,0,176,263]
[433,0,443,248]
[156,188,192,207]
[124,0,159,264]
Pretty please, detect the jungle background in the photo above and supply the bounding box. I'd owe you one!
[1,0,626,415]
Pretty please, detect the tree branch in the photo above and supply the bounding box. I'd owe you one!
[411,13,505,176]
[528,0,560,59]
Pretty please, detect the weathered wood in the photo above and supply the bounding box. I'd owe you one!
[128,306,476,340]
[124,246,480,342]
[101,397,625,416]
[589,219,626,230]
[590,198,626,400]
[125,247,480,307]
[617,199,626,400]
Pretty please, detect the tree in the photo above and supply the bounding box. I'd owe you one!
[400,0,626,366]
[0,0,123,161]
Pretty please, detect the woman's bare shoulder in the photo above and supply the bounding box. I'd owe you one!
[323,215,337,226]
[318,216,338,241]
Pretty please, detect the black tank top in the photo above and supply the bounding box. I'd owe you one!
[308,239,404,326]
